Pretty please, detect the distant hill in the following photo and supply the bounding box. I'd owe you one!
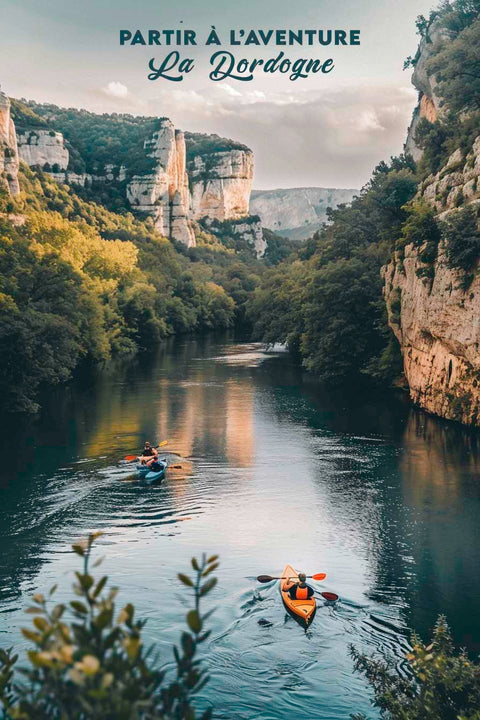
[250,187,358,240]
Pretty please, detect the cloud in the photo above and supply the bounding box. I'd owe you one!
[103,81,129,98]
[144,80,417,188]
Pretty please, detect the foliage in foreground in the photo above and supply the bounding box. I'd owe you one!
[0,534,218,719]
[351,616,480,720]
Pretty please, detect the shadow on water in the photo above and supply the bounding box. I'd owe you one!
[1,335,480,718]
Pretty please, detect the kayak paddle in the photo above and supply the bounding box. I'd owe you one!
[124,439,169,462]
[320,591,339,602]
[257,573,326,583]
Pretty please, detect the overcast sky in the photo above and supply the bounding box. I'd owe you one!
[1,0,436,189]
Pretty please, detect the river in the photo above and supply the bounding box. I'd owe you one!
[1,335,480,719]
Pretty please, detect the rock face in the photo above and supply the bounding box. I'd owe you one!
[189,149,254,222]
[0,90,19,196]
[250,187,358,240]
[14,109,259,248]
[17,129,69,170]
[405,20,451,160]
[126,120,195,247]
[384,139,480,426]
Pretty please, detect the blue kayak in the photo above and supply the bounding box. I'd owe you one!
[136,458,167,483]
[136,463,149,478]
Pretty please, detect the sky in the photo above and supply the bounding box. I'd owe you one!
[0,0,436,189]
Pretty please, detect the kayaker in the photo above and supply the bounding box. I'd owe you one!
[283,572,314,600]
[139,441,158,468]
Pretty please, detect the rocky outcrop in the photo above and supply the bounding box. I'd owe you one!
[12,102,259,248]
[421,139,480,213]
[250,186,358,240]
[17,129,69,170]
[230,217,266,257]
[0,90,19,196]
[405,21,451,159]
[384,139,480,426]
[126,121,195,247]
[189,149,254,222]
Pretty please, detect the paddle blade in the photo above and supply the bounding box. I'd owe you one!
[157,440,169,447]
[257,575,275,583]
[312,573,327,581]
[321,591,339,602]
[124,455,137,462]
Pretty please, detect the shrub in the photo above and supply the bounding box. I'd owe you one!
[442,205,480,271]
[351,615,480,720]
[0,534,218,719]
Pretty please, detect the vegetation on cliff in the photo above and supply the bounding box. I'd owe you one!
[247,157,416,383]
[248,0,480,388]
[0,166,262,413]
[410,1,480,178]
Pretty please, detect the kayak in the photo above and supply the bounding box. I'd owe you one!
[136,463,149,478]
[280,564,316,626]
[144,459,167,484]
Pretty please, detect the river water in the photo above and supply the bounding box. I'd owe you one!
[1,336,480,719]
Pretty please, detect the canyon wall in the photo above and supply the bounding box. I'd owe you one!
[385,139,480,425]
[250,186,358,240]
[12,110,259,251]
[126,121,195,247]
[189,148,254,222]
[404,20,451,160]
[0,90,19,196]
[17,129,69,170]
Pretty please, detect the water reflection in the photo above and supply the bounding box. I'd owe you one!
[1,335,480,719]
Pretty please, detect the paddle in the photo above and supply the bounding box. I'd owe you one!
[257,573,327,583]
[124,440,169,462]
[320,591,339,602]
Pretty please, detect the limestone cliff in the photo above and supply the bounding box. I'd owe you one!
[384,139,480,425]
[188,147,254,222]
[0,90,19,196]
[201,215,266,257]
[250,187,358,240]
[126,120,195,247]
[13,103,259,249]
[405,20,451,160]
[17,129,69,170]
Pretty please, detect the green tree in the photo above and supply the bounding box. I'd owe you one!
[442,205,480,271]
[427,17,480,113]
[0,534,218,719]
[351,616,480,720]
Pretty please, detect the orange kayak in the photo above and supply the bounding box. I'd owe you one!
[280,564,316,626]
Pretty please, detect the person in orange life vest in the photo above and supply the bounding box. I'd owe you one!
[139,441,158,468]
[283,572,314,600]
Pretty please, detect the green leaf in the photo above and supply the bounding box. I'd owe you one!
[33,617,49,632]
[75,573,94,591]
[200,578,217,596]
[51,604,65,621]
[70,601,88,615]
[191,557,200,571]
[178,573,194,587]
[202,562,219,577]
[207,555,219,564]
[93,576,107,598]
[187,610,202,634]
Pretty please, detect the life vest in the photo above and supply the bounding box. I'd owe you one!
[294,585,309,600]
[143,447,154,456]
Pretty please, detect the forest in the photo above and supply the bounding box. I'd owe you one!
[247,0,480,386]
[0,164,267,413]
